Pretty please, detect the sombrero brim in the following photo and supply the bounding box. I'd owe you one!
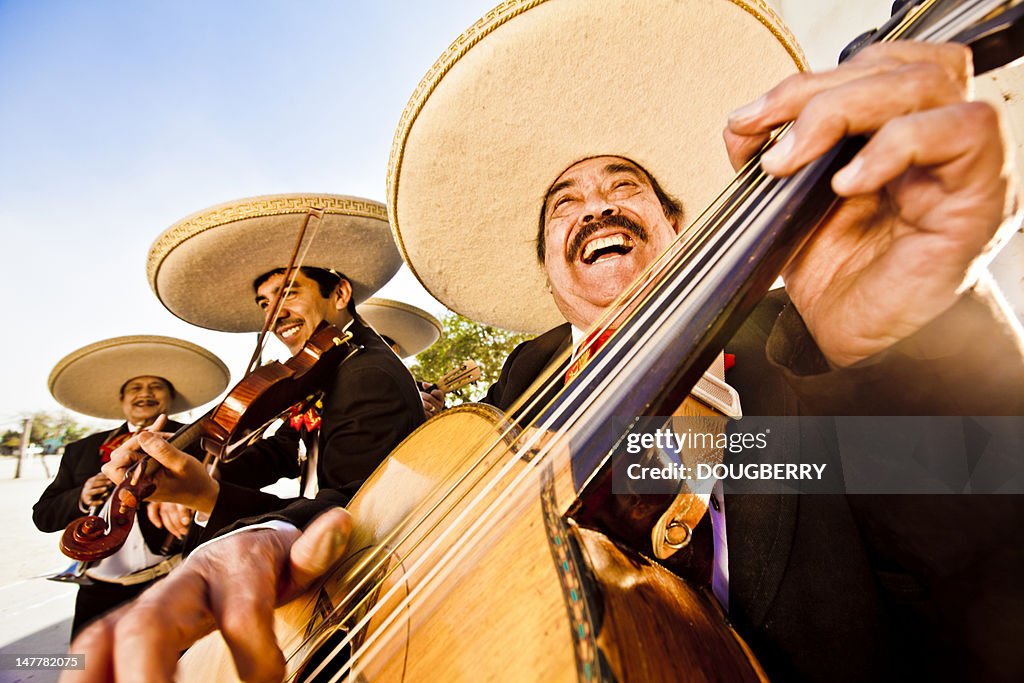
[358,298,443,358]
[148,194,402,332]
[389,0,806,333]
[48,336,231,420]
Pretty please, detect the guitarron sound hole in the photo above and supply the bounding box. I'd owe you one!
[295,628,350,683]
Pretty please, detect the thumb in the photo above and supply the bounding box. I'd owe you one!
[100,460,125,483]
[147,414,168,433]
[286,508,352,597]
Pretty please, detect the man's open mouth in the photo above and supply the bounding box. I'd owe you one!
[132,399,158,407]
[277,322,303,340]
[567,215,647,265]
[581,233,636,264]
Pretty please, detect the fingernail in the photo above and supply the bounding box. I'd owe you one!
[832,157,863,193]
[330,528,346,553]
[761,132,795,169]
[729,96,766,124]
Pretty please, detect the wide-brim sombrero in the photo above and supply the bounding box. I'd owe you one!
[48,336,231,420]
[148,194,402,332]
[389,0,806,333]
[357,298,443,358]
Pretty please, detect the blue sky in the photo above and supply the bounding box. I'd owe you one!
[0,0,924,428]
[0,0,505,427]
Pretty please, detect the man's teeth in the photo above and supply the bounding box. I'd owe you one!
[280,325,301,339]
[581,234,634,264]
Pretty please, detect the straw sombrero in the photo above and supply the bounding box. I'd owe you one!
[148,194,402,332]
[389,0,806,333]
[357,298,443,358]
[48,336,231,420]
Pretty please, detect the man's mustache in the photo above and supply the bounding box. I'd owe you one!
[566,214,648,264]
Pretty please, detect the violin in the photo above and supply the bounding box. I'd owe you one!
[59,322,358,562]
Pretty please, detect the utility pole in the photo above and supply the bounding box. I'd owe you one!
[14,417,31,479]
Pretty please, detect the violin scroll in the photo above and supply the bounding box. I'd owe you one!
[60,458,156,561]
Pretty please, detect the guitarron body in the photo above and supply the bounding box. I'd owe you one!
[178,405,765,682]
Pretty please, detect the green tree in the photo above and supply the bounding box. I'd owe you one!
[410,313,533,403]
[1,430,21,453]
[27,411,92,447]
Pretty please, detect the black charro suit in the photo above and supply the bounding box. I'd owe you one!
[33,420,186,638]
[483,289,1024,682]
[194,317,424,543]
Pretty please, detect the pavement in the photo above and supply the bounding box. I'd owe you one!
[0,454,74,683]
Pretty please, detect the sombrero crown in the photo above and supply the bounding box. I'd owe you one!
[389,0,806,333]
[148,194,402,332]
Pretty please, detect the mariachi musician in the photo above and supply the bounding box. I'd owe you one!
[103,194,425,546]
[33,335,228,638]
[388,0,1024,680]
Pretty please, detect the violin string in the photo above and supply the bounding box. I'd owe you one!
[910,0,985,42]
[294,160,785,680]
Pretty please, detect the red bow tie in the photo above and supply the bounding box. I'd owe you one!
[288,397,324,433]
[565,328,617,385]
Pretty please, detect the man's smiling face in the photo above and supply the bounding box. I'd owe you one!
[541,156,681,329]
[119,376,172,426]
[255,270,349,356]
